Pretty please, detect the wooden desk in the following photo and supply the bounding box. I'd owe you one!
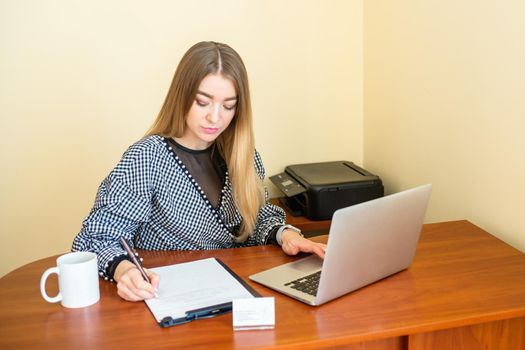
[1,221,525,349]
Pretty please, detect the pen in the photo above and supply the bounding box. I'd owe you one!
[158,303,232,327]
[186,302,233,319]
[119,237,151,284]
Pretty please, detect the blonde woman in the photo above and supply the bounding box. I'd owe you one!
[72,41,326,302]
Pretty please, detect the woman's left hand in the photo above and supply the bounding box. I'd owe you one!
[280,229,326,259]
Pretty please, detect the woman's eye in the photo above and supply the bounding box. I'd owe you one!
[196,99,208,107]
[223,104,236,111]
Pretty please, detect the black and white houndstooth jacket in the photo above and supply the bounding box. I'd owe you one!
[72,135,286,279]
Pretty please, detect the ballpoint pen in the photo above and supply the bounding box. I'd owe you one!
[119,237,151,284]
[159,302,233,327]
[186,302,233,319]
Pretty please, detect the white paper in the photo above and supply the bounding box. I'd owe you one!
[232,297,275,330]
[145,258,255,322]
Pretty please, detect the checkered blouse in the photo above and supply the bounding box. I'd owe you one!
[72,135,286,279]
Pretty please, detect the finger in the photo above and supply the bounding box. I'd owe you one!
[144,269,161,291]
[118,274,152,301]
[120,268,156,299]
[296,240,324,256]
[130,275,157,299]
[150,276,160,292]
[312,245,326,259]
[117,282,143,302]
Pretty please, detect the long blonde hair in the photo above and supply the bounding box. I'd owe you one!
[146,41,264,242]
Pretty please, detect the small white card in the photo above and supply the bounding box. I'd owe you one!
[232,297,275,330]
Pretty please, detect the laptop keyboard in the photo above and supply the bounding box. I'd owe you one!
[284,271,321,296]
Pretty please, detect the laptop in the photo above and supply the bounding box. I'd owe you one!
[249,184,432,306]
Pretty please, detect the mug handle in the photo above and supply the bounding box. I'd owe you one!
[40,267,62,303]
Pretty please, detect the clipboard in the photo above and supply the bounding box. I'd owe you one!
[144,257,260,327]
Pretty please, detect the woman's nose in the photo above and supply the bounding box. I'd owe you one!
[207,104,221,123]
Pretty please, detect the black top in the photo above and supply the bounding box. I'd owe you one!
[167,138,225,208]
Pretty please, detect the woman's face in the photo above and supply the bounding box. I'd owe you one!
[176,73,237,150]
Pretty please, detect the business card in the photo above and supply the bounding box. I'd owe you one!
[232,297,275,330]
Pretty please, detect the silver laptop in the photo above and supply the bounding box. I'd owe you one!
[250,184,432,306]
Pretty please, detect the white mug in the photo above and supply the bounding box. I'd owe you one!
[40,251,100,308]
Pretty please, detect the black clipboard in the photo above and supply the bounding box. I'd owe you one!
[144,258,260,327]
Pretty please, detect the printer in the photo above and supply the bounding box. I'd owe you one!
[270,161,384,220]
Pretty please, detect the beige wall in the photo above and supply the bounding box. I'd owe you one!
[364,1,525,251]
[4,0,523,278]
[0,1,363,276]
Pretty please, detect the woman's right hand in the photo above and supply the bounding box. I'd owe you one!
[113,260,160,302]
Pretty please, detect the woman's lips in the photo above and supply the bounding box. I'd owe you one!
[202,127,219,134]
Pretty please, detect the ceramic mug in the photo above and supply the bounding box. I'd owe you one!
[40,251,100,308]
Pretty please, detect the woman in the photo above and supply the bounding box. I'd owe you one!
[72,41,326,302]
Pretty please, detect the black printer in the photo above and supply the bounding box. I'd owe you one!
[270,161,384,220]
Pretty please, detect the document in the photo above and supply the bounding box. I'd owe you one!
[145,258,258,326]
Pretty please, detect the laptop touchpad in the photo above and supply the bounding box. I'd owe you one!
[288,255,323,273]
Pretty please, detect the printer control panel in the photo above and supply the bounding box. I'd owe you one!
[269,172,306,197]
